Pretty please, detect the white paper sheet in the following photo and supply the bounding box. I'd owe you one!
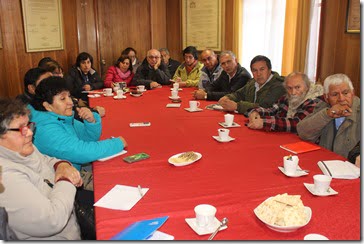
[94,184,149,210]
[97,150,127,161]
[146,231,174,240]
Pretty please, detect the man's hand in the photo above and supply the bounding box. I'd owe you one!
[193,89,207,100]
[154,58,161,70]
[94,106,106,117]
[55,162,83,187]
[218,97,237,112]
[247,111,263,129]
[249,111,260,120]
[83,84,91,91]
[150,81,161,89]
[76,107,96,123]
[327,104,352,118]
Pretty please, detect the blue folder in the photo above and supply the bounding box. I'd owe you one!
[110,216,169,240]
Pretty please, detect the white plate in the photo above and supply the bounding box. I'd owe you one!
[168,152,202,167]
[184,108,203,112]
[88,94,101,98]
[278,166,309,177]
[169,96,181,100]
[130,93,143,97]
[212,135,235,143]
[303,183,338,196]
[254,197,312,233]
[218,122,241,128]
[113,95,126,100]
[185,217,228,235]
[304,233,329,240]
[170,88,183,91]
[104,93,114,97]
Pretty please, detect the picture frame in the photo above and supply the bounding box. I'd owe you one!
[182,0,224,51]
[21,0,64,52]
[345,0,360,33]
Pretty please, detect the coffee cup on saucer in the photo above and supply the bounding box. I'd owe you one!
[283,155,299,175]
[189,101,200,111]
[173,82,179,91]
[218,128,230,141]
[116,89,124,98]
[137,85,145,92]
[171,90,178,98]
[103,88,113,96]
[194,204,216,228]
[224,114,234,126]
[313,174,332,194]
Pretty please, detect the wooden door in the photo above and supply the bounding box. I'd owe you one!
[96,0,152,78]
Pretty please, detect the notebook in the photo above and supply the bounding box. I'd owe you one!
[318,160,360,179]
[280,141,321,154]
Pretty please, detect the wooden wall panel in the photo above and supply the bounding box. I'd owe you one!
[318,0,360,97]
[166,0,182,61]
[151,0,167,49]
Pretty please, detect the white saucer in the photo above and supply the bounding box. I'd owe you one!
[278,166,309,177]
[87,94,101,98]
[130,93,143,97]
[304,233,329,240]
[212,135,235,143]
[303,183,338,196]
[169,96,181,100]
[113,95,126,100]
[170,88,183,91]
[185,217,228,235]
[184,107,203,112]
[104,93,114,97]
[138,89,146,92]
[218,122,241,128]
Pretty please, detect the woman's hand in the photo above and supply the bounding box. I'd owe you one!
[76,107,96,123]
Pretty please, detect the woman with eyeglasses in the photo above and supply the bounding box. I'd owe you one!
[103,56,134,88]
[30,76,127,191]
[0,98,83,240]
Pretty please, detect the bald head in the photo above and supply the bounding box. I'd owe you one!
[201,49,218,71]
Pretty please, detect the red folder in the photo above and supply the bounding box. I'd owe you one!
[280,141,321,154]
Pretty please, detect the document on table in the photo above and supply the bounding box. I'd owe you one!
[94,184,149,210]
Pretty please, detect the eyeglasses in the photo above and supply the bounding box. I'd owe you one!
[202,56,213,62]
[148,56,160,59]
[7,122,35,136]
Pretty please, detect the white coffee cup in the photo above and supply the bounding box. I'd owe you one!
[283,155,299,176]
[189,101,200,111]
[224,114,234,126]
[116,89,123,98]
[171,90,178,98]
[103,88,113,96]
[113,86,119,92]
[218,128,230,141]
[194,204,216,228]
[313,174,332,193]
[137,85,145,92]
[173,82,179,90]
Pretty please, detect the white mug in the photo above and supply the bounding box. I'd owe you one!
[313,174,332,193]
[116,89,123,98]
[171,90,178,98]
[137,85,145,92]
[189,101,200,110]
[224,114,234,126]
[194,204,216,228]
[218,128,230,141]
[173,82,179,90]
[283,155,299,176]
[103,88,113,96]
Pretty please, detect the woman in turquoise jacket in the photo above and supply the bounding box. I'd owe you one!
[30,76,127,189]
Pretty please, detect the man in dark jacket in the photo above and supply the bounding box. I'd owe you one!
[159,48,181,77]
[131,49,171,89]
[193,51,251,101]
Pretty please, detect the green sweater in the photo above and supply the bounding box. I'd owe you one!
[226,71,286,114]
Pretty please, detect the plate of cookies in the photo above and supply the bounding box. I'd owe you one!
[254,193,312,232]
[168,151,202,167]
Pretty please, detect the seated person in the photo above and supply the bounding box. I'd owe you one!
[131,49,171,89]
[103,56,134,88]
[39,59,64,77]
[172,46,204,87]
[247,72,323,133]
[64,52,104,104]
[198,49,223,90]
[159,48,181,77]
[193,50,251,101]
[0,98,82,240]
[348,141,360,168]
[297,73,360,158]
[121,47,141,73]
[30,76,127,190]
[218,55,286,115]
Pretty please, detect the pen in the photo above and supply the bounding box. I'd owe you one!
[138,185,144,197]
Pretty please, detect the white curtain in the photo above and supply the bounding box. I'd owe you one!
[240,0,286,74]
[304,0,322,83]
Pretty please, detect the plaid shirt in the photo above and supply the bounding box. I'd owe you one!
[252,95,322,133]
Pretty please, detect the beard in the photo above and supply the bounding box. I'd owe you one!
[288,93,307,108]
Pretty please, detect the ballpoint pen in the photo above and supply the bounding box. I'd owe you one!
[138,185,144,197]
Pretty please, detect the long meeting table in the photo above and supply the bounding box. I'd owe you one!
[90,86,360,240]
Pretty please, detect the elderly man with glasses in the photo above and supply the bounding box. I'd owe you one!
[131,48,171,89]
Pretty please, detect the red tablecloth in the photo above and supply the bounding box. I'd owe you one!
[90,86,360,240]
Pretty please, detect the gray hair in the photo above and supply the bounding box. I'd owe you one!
[0,98,29,136]
[323,73,354,94]
[159,48,170,55]
[219,50,236,60]
[283,72,311,90]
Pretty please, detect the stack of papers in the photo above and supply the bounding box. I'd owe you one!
[318,160,360,179]
[94,184,149,210]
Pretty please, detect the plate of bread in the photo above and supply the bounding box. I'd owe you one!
[168,151,202,166]
[254,193,312,232]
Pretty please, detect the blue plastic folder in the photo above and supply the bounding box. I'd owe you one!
[110,216,169,240]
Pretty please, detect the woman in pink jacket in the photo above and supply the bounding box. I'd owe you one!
[103,56,134,88]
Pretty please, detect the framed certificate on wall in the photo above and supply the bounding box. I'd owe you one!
[345,0,360,33]
[21,0,64,52]
[182,0,224,51]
